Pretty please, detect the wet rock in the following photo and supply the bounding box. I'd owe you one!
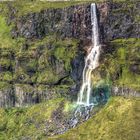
[44,104,98,136]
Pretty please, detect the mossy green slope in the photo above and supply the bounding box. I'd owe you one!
[99,38,140,91]
[111,39,140,90]
[48,97,140,140]
[0,98,64,140]
[0,97,139,140]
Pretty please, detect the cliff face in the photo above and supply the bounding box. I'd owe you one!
[0,1,140,107]
[11,2,140,41]
[13,5,91,40]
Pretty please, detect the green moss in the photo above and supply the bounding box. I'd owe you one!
[0,58,11,69]
[13,67,31,83]
[102,38,140,91]
[0,16,16,49]
[0,98,65,139]
[1,0,135,18]
[26,59,38,71]
[0,14,25,56]
[3,0,100,17]
[37,68,60,84]
[118,66,140,90]
[0,82,12,90]
[53,38,79,71]
[48,97,140,140]
[7,0,139,14]
[0,31,78,84]
[0,72,13,82]
[25,36,78,83]
[0,49,12,58]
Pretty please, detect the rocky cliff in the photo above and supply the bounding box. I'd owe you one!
[0,1,140,107]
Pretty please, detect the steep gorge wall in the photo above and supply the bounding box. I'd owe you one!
[0,1,140,107]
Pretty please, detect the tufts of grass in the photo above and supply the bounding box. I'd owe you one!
[0,82,12,90]
[53,38,79,71]
[0,16,16,49]
[48,96,140,140]
[101,38,140,91]
[0,72,13,82]
[0,98,65,140]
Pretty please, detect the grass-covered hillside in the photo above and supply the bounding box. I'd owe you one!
[0,98,66,139]
[0,97,139,140]
[48,97,140,140]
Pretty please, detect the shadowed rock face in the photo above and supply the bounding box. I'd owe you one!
[99,2,140,42]
[0,87,15,107]
[13,2,140,41]
[71,52,85,82]
[14,5,91,40]
[0,84,65,107]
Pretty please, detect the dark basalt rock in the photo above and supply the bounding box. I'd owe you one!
[71,52,85,82]
[12,2,140,42]
[14,5,91,40]
[0,87,15,107]
[0,84,62,108]
[111,86,140,97]
[98,2,140,42]
[129,64,140,75]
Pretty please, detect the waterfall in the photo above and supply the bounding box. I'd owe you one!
[77,3,101,106]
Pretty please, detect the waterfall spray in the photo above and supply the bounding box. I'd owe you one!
[77,3,101,106]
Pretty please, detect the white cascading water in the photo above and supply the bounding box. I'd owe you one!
[77,3,101,106]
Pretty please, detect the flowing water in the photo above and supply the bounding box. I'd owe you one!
[77,3,101,106]
[48,4,107,135]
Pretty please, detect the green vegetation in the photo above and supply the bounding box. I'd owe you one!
[1,0,136,17]
[53,38,78,70]
[0,14,24,51]
[0,2,139,139]
[37,68,60,83]
[48,97,140,140]
[0,14,78,84]
[0,96,139,140]
[100,38,140,91]
[30,36,79,83]
[0,82,12,90]
[0,72,13,82]
[0,13,25,64]
[0,16,15,49]
[112,39,140,90]
[0,0,104,17]
[0,98,65,140]
[0,58,11,69]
